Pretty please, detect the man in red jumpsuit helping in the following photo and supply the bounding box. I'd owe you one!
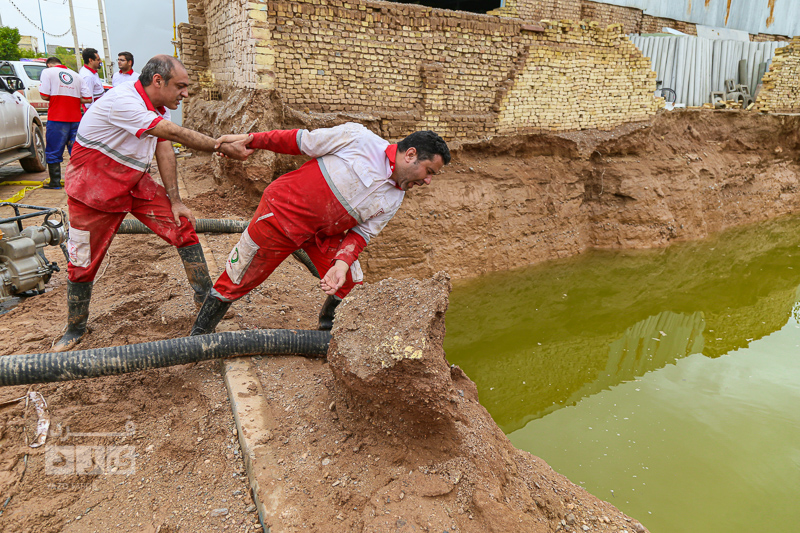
[190,123,450,335]
[55,55,252,352]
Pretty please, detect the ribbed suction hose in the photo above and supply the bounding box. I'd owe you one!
[117,218,321,278]
[118,218,249,234]
[0,329,331,386]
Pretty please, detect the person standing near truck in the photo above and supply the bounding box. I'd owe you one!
[79,48,106,110]
[112,51,139,87]
[39,56,92,189]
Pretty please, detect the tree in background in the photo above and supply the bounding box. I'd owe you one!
[55,46,78,70]
[0,26,22,61]
[19,49,46,59]
[54,47,107,79]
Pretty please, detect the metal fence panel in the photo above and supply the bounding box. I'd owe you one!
[630,35,788,106]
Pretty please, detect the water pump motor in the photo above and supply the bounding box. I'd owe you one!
[0,203,66,302]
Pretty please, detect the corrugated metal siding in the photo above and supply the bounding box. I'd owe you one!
[593,0,799,38]
[629,35,787,106]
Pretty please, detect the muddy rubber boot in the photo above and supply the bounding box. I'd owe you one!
[318,294,342,331]
[45,163,62,189]
[177,244,213,307]
[53,281,93,352]
[190,295,232,336]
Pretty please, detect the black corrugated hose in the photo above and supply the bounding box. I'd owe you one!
[0,329,331,386]
[118,218,249,234]
[117,218,321,278]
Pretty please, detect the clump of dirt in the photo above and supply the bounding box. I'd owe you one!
[328,272,459,437]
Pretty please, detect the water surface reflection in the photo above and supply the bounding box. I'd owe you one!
[445,215,800,432]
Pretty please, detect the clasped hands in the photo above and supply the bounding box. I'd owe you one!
[214,134,255,161]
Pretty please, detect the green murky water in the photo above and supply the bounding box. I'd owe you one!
[444,216,800,533]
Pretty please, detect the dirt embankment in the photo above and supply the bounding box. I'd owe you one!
[187,95,800,281]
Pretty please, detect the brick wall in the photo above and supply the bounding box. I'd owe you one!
[178,0,208,97]
[756,36,800,113]
[204,0,259,88]
[498,0,696,36]
[496,21,657,132]
[638,15,696,35]
[179,0,666,139]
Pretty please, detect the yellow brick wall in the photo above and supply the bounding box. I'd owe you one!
[204,0,259,88]
[499,0,698,37]
[180,0,663,139]
[756,36,800,113]
[497,21,659,133]
[262,0,659,138]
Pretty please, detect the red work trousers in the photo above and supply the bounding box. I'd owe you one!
[212,210,359,302]
[66,187,199,283]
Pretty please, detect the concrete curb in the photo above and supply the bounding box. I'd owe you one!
[189,202,281,533]
[222,358,284,533]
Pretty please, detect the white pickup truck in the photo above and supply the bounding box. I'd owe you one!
[0,60,49,117]
[0,65,47,173]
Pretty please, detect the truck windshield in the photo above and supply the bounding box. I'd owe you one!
[23,64,46,81]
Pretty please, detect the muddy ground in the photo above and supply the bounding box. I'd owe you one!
[1,109,798,532]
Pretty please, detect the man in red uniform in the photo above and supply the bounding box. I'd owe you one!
[55,55,252,352]
[190,123,450,335]
[39,57,92,188]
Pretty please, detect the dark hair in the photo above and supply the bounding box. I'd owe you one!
[118,51,134,66]
[139,55,181,87]
[82,47,99,65]
[46,57,62,67]
[397,131,451,165]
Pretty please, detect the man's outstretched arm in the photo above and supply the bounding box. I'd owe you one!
[148,121,254,160]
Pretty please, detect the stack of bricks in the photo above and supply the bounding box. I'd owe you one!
[579,2,641,34]
[756,37,800,113]
[753,33,791,42]
[638,15,696,35]
[496,20,659,133]
[498,0,696,36]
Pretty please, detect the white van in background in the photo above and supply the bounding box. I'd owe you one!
[0,60,49,117]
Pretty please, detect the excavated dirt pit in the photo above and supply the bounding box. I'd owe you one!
[1,108,799,532]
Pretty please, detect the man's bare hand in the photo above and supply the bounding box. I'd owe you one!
[170,200,197,228]
[217,135,255,161]
[214,134,252,149]
[321,260,349,296]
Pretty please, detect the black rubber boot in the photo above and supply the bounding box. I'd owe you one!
[45,163,62,189]
[177,244,213,307]
[53,281,93,352]
[318,295,342,331]
[190,295,232,336]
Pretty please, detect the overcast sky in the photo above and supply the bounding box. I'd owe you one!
[1,0,188,66]
[2,0,190,121]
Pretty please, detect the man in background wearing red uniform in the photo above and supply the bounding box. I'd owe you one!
[39,57,92,189]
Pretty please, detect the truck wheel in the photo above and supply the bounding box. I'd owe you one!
[20,123,46,173]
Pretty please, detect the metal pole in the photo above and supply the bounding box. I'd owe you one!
[67,0,81,70]
[36,0,47,54]
[172,0,178,58]
[96,0,112,81]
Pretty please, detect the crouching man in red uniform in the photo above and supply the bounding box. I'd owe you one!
[55,55,253,352]
[190,123,450,335]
